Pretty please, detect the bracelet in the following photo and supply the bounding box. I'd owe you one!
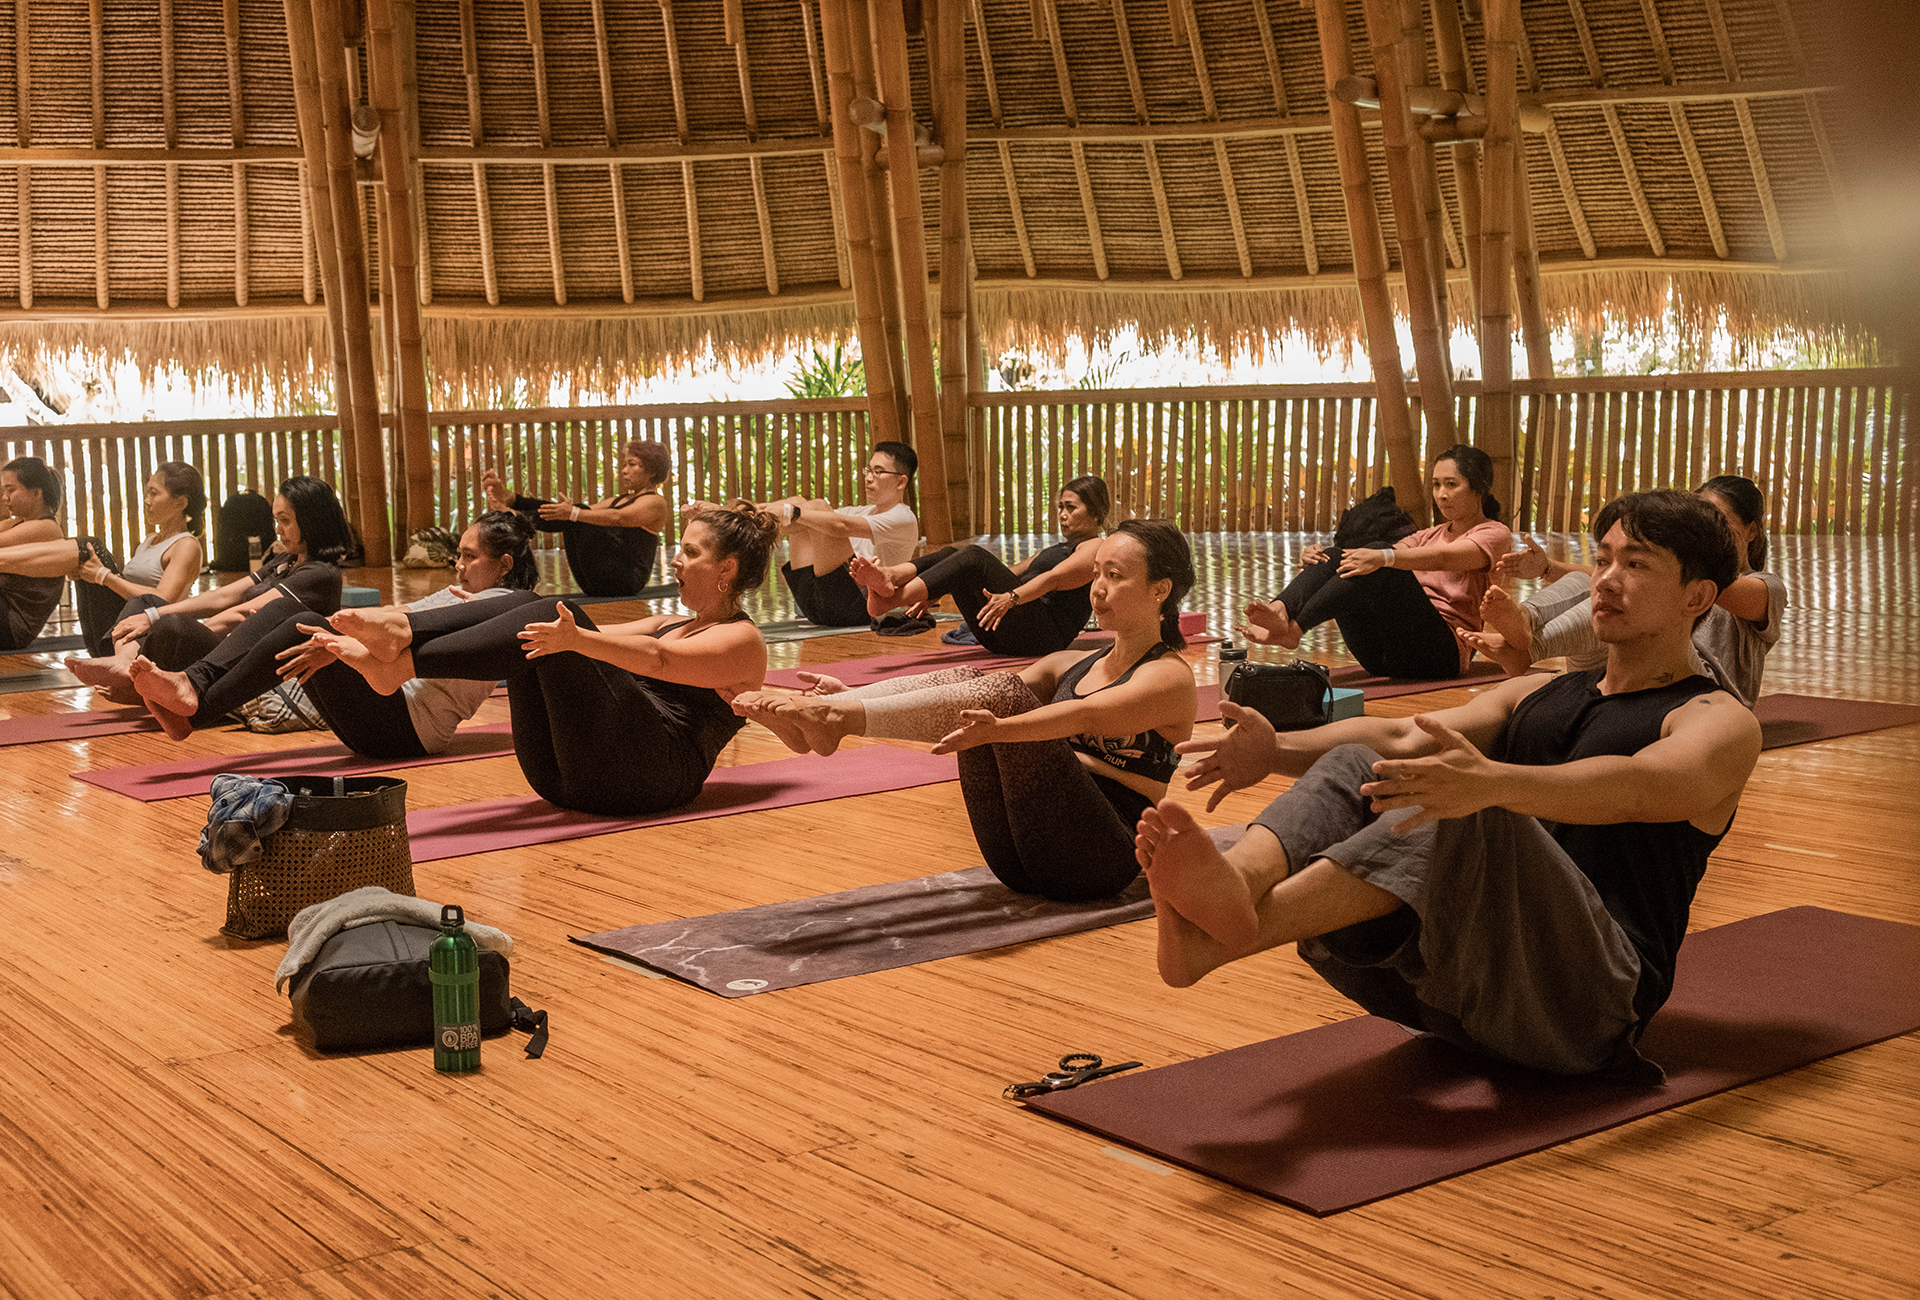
[790,503,803,525]
[1008,589,1021,605]
[570,504,582,521]
[145,607,161,624]
[1381,546,1396,569]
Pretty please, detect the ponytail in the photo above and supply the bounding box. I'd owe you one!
[1115,519,1195,648]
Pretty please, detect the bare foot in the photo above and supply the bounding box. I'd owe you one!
[759,693,862,756]
[730,691,813,755]
[127,655,198,740]
[67,655,140,706]
[1478,587,1534,672]
[329,608,413,661]
[1459,627,1530,679]
[1137,800,1261,958]
[312,629,415,696]
[1241,600,1303,651]
[848,555,899,601]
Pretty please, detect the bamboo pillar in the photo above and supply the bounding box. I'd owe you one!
[1511,135,1553,528]
[282,0,360,523]
[816,0,903,445]
[368,0,435,535]
[1479,0,1520,510]
[1360,0,1456,448]
[933,0,972,535]
[864,0,954,545]
[842,0,908,435]
[1429,0,1482,326]
[308,0,393,565]
[1313,0,1426,521]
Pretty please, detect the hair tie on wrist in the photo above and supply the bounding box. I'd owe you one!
[570,504,582,521]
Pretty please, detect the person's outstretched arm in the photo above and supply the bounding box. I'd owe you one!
[519,606,765,691]
[932,655,1196,754]
[977,537,1101,630]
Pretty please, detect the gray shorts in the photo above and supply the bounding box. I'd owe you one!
[1252,745,1657,1079]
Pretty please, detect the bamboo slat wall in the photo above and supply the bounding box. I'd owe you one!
[3,371,1905,558]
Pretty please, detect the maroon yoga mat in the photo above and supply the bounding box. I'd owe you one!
[73,723,517,801]
[404,745,959,864]
[1025,906,1920,1216]
[1331,660,1510,700]
[0,706,160,747]
[1753,693,1920,750]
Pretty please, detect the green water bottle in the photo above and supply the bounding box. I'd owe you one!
[429,903,481,1073]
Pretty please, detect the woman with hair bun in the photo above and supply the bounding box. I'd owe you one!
[1243,444,1512,681]
[852,474,1109,656]
[128,511,539,757]
[483,439,672,596]
[732,519,1198,902]
[316,502,776,815]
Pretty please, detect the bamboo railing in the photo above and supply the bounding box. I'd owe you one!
[3,371,1906,563]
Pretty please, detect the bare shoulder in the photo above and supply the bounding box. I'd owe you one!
[1665,688,1762,744]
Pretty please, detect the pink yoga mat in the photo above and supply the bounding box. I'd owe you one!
[74,723,517,801]
[1026,906,1920,1215]
[0,706,160,747]
[1331,660,1510,700]
[1753,693,1920,749]
[405,745,959,864]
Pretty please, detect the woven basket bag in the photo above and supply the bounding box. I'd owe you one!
[223,776,414,940]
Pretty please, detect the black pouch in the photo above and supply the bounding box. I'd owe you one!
[289,920,515,1051]
[1333,486,1420,550]
[1223,659,1334,731]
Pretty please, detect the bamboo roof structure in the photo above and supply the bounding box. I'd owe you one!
[0,0,1882,402]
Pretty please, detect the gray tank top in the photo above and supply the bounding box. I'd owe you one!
[123,532,190,588]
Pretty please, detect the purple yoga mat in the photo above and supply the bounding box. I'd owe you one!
[0,706,160,747]
[404,745,959,864]
[73,723,517,801]
[1026,906,1920,1216]
[1753,693,1920,750]
[1331,660,1510,700]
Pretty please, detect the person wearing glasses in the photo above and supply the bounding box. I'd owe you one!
[726,440,921,627]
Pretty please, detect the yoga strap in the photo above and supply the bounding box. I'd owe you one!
[510,997,550,1059]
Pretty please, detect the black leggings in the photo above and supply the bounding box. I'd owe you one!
[175,596,428,759]
[1275,546,1463,680]
[405,594,712,815]
[953,675,1147,902]
[514,496,658,596]
[911,546,1079,658]
[782,561,869,627]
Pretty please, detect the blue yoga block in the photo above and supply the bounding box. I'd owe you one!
[340,586,381,608]
[1329,687,1365,722]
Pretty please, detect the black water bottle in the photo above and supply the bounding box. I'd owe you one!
[429,904,481,1073]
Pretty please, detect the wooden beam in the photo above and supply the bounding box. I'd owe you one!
[817,0,902,444]
[1518,25,1594,259]
[0,146,307,165]
[12,0,24,309]
[590,0,633,302]
[1480,0,1520,506]
[969,0,1034,279]
[1361,0,1455,446]
[1511,141,1553,384]
[590,0,619,145]
[368,0,435,535]
[1109,0,1183,279]
[459,0,484,139]
[1312,0,1423,522]
[1250,0,1316,275]
[865,0,955,544]
[224,1,251,311]
[1769,0,1852,248]
[91,0,107,310]
[396,0,430,309]
[1037,0,1107,280]
[839,0,906,428]
[1635,0,1727,260]
[1171,0,1253,278]
[658,1,705,303]
[1704,0,1787,261]
[1430,0,1482,312]
[799,0,852,289]
[1532,75,1830,109]
[523,0,551,143]
[934,0,972,532]
[299,161,316,304]
[311,0,394,566]
[161,0,180,309]
[734,39,781,296]
[282,0,360,518]
[520,0,566,304]
[1565,0,1663,257]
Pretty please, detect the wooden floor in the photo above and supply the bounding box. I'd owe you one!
[1,533,1915,1299]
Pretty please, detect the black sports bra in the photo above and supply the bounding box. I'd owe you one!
[1051,642,1181,784]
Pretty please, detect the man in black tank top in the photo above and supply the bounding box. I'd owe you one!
[1147,492,1762,1078]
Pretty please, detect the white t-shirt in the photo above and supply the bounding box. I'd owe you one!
[838,501,919,567]
[400,586,515,752]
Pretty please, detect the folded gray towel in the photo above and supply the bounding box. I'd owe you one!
[275,885,514,994]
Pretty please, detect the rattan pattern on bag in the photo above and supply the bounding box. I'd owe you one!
[223,777,414,940]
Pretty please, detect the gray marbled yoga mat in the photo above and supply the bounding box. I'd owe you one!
[573,826,1246,997]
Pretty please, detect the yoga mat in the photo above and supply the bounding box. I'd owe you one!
[21,634,85,653]
[405,745,960,864]
[73,722,518,801]
[1331,661,1510,700]
[0,667,80,694]
[0,706,160,747]
[573,826,1247,996]
[1025,906,1920,1216]
[1753,693,1920,750]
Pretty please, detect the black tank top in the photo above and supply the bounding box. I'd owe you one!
[1029,538,1094,639]
[1052,642,1181,784]
[1493,668,1731,1018]
[639,613,752,767]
